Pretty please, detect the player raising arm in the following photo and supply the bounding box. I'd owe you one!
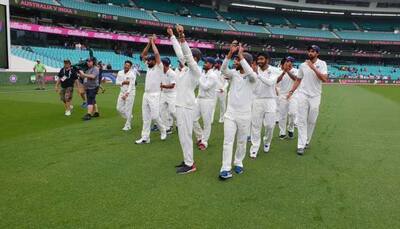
[135,35,167,144]
[168,25,202,174]
[219,42,256,180]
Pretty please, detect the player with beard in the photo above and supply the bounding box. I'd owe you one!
[249,52,281,159]
[135,35,167,144]
[287,45,328,155]
[219,42,257,180]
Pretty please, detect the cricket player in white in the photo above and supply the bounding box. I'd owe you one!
[116,60,138,131]
[159,57,177,133]
[219,42,256,180]
[168,25,202,174]
[287,45,328,155]
[249,53,281,158]
[193,57,219,150]
[214,59,229,123]
[135,35,167,144]
[277,56,298,139]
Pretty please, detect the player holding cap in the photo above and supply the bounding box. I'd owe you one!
[287,45,328,155]
[167,25,202,174]
[277,56,298,139]
[116,60,138,131]
[193,57,219,150]
[214,59,229,123]
[219,42,256,180]
[249,52,281,158]
[135,34,167,144]
[159,57,178,134]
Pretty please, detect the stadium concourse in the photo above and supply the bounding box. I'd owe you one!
[1,0,400,228]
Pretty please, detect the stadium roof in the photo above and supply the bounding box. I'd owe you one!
[227,0,400,14]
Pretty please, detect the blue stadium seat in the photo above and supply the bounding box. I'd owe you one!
[59,0,155,21]
[336,31,400,41]
[356,19,399,32]
[287,16,356,30]
[154,12,232,30]
[268,27,336,39]
[11,46,400,80]
[232,23,269,33]
[219,10,287,25]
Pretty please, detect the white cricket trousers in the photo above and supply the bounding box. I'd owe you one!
[278,95,298,135]
[221,113,251,172]
[193,98,216,147]
[141,92,166,140]
[160,92,176,128]
[296,93,321,149]
[216,92,227,121]
[176,106,194,166]
[250,98,276,154]
[275,97,280,122]
[116,91,135,127]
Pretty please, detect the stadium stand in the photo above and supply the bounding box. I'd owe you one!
[134,0,181,14]
[11,47,64,68]
[268,27,336,39]
[97,0,132,7]
[31,0,60,5]
[219,10,287,26]
[231,23,269,33]
[59,0,155,21]
[336,30,400,41]
[182,4,218,19]
[25,0,400,43]
[286,16,357,30]
[356,19,399,32]
[11,46,400,80]
[153,12,232,30]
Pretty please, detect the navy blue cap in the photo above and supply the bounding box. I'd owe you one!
[285,56,295,62]
[147,54,156,61]
[215,59,223,64]
[307,45,320,53]
[161,57,171,66]
[203,57,216,65]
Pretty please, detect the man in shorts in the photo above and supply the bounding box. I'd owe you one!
[79,57,100,121]
[55,59,78,116]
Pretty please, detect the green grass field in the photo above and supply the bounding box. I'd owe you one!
[1,84,399,228]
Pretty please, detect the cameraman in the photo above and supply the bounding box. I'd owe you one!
[79,57,100,121]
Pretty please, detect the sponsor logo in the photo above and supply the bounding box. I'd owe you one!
[9,75,18,83]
